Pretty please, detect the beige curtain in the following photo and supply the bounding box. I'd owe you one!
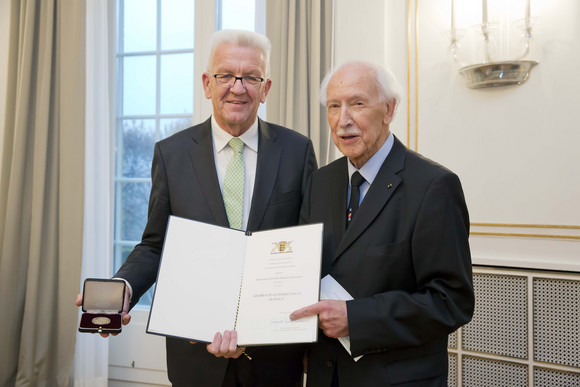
[266,0,333,165]
[0,0,85,385]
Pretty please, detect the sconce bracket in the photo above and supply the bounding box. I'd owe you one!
[459,60,538,89]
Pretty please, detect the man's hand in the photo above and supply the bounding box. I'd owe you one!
[206,330,245,359]
[75,284,132,338]
[290,300,349,338]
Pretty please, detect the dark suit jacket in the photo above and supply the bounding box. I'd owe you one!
[115,117,317,386]
[300,136,474,387]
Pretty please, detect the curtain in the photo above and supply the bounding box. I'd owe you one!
[0,0,85,385]
[265,0,334,166]
[72,1,115,386]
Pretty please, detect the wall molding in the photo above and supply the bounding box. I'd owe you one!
[471,223,580,241]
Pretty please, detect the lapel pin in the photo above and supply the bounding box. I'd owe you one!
[387,183,393,188]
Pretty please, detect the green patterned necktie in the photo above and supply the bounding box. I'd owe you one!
[223,138,245,229]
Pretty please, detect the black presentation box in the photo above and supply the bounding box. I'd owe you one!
[79,278,125,334]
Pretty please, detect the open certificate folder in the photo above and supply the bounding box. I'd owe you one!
[147,216,323,346]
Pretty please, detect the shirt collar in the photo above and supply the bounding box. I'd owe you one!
[211,115,259,153]
[348,132,394,185]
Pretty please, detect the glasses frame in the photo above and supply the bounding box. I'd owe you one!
[209,73,265,88]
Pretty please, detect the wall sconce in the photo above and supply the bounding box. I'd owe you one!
[450,0,538,89]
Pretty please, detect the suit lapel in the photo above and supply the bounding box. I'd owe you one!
[247,119,281,231]
[327,158,349,252]
[333,137,407,261]
[188,118,230,227]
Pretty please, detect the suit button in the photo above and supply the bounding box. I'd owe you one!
[326,361,333,367]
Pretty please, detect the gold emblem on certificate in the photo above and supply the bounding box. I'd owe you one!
[92,317,111,325]
[271,240,293,254]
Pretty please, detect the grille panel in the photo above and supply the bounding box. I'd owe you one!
[448,353,457,387]
[533,277,580,368]
[534,367,580,386]
[448,331,457,349]
[462,356,528,387]
[462,273,528,358]
[449,268,580,386]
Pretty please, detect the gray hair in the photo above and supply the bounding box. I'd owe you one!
[319,61,402,110]
[207,29,272,78]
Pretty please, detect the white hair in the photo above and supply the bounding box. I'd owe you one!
[319,61,402,109]
[207,29,272,78]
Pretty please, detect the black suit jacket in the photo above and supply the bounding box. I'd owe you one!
[115,117,317,386]
[300,136,474,387]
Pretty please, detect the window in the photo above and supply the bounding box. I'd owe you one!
[219,0,256,30]
[114,0,260,307]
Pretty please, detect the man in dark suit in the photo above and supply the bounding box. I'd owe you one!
[79,30,317,386]
[290,61,474,386]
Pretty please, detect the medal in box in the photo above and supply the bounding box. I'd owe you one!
[79,278,125,334]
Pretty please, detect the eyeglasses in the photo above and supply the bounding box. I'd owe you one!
[209,73,265,87]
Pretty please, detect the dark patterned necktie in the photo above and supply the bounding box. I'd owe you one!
[346,171,365,228]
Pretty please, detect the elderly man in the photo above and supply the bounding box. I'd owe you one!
[291,61,474,386]
[80,30,317,386]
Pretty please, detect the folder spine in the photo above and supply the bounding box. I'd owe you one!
[233,273,244,330]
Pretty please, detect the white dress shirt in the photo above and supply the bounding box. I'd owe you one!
[211,115,258,231]
[347,132,395,206]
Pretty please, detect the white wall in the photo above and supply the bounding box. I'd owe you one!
[0,0,11,165]
[417,0,580,225]
[416,0,580,271]
[333,0,580,271]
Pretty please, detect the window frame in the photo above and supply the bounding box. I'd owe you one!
[113,0,216,309]
[112,0,265,309]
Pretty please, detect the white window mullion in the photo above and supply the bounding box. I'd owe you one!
[194,0,216,124]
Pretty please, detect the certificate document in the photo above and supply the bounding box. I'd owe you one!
[147,216,323,346]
